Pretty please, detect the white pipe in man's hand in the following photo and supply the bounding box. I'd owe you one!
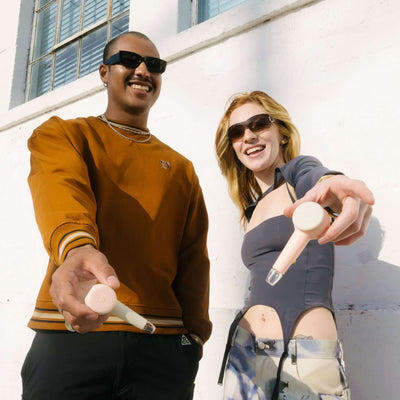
[85,284,155,333]
[266,202,331,286]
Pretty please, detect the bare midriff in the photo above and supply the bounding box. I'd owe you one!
[239,305,338,340]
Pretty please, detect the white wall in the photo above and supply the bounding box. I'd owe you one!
[1,0,399,399]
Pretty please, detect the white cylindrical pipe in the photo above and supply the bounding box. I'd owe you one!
[266,202,331,286]
[85,284,155,333]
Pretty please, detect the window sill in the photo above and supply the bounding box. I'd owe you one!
[0,73,104,132]
[159,0,317,63]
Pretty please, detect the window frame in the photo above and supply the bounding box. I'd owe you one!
[191,0,249,25]
[26,0,129,101]
[191,0,199,25]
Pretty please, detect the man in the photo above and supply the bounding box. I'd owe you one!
[22,31,211,400]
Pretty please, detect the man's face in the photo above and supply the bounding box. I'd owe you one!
[100,35,162,121]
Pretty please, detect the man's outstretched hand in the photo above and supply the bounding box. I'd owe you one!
[49,244,120,333]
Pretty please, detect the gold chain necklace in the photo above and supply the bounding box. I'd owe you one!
[98,114,151,143]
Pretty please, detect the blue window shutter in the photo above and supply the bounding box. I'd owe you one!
[53,42,79,88]
[79,25,107,77]
[112,0,130,17]
[29,56,53,99]
[111,13,129,40]
[59,1,81,43]
[198,0,247,23]
[33,2,57,60]
[82,0,107,30]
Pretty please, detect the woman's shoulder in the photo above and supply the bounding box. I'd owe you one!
[280,155,331,197]
[283,155,322,171]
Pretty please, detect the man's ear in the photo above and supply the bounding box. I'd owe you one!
[99,63,109,85]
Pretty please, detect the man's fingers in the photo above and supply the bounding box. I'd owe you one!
[57,292,98,320]
[81,250,120,289]
[62,309,110,334]
[49,246,121,334]
[94,268,120,289]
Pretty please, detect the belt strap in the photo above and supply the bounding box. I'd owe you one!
[217,310,244,385]
[271,345,289,400]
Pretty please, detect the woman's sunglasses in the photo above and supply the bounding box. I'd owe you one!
[227,114,275,141]
[105,50,167,74]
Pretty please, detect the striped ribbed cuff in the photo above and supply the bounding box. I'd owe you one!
[50,224,98,265]
[58,230,97,262]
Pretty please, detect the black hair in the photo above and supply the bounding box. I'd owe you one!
[102,31,155,63]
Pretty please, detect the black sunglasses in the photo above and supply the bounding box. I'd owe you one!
[105,50,167,74]
[227,114,275,141]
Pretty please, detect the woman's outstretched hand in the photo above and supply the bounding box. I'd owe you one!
[284,175,374,245]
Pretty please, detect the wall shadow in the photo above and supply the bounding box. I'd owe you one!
[334,216,400,306]
[333,216,400,399]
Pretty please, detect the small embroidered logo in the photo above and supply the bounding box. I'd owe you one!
[181,335,191,346]
[160,160,171,169]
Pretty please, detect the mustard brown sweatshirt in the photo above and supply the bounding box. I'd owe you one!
[27,116,212,343]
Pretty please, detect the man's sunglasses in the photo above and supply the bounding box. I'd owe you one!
[105,50,167,74]
[227,114,275,141]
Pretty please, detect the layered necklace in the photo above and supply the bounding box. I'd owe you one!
[98,114,151,143]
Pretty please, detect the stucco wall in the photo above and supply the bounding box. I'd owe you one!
[1,0,399,398]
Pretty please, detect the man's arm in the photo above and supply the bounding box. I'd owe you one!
[172,170,212,347]
[28,117,119,332]
[28,117,98,263]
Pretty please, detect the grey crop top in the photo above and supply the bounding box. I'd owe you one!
[218,155,342,390]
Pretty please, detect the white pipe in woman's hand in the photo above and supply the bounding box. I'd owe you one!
[85,284,155,333]
[266,202,331,286]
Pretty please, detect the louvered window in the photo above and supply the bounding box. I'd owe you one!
[28,0,130,100]
[196,0,248,23]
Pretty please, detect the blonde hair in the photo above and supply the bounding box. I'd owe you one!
[215,91,301,226]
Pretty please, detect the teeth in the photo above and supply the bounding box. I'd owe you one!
[246,146,263,155]
[129,84,150,92]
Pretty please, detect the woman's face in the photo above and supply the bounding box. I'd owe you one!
[229,102,285,183]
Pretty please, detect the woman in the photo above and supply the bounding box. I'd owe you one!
[215,91,351,400]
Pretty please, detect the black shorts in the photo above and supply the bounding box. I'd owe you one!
[21,330,201,400]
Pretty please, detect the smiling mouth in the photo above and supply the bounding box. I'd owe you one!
[246,146,264,156]
[128,83,151,92]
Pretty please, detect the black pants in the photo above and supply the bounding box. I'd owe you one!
[21,331,201,400]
